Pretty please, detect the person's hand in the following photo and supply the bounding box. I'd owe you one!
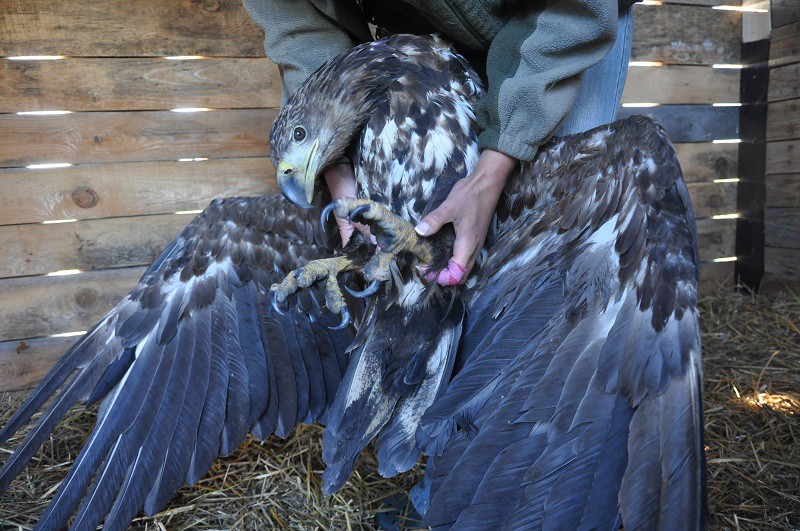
[415,149,517,285]
[323,162,372,245]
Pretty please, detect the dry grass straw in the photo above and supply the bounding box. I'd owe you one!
[1,288,798,530]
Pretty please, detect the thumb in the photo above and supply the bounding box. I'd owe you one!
[415,202,452,237]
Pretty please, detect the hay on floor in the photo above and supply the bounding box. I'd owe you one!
[1,289,798,530]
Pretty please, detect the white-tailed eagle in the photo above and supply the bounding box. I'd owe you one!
[0,34,705,530]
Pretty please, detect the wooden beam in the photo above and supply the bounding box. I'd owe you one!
[616,105,739,142]
[766,139,800,174]
[0,266,144,342]
[0,58,280,113]
[767,99,800,141]
[769,21,800,67]
[771,0,800,27]
[697,218,737,259]
[673,143,739,183]
[765,207,800,248]
[632,4,741,65]
[769,63,800,102]
[0,335,78,392]
[0,214,190,278]
[765,246,800,280]
[0,158,277,226]
[687,181,738,218]
[622,65,740,105]
[766,173,800,207]
[0,0,265,57]
[0,109,275,168]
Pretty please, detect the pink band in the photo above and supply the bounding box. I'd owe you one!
[423,259,467,286]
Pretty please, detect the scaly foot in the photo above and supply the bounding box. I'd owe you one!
[321,198,435,297]
[270,255,359,329]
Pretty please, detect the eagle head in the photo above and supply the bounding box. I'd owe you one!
[270,42,407,209]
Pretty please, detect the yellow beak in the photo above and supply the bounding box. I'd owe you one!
[276,139,319,209]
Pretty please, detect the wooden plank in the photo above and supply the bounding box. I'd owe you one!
[766,139,800,174]
[0,0,265,57]
[0,58,280,113]
[686,181,738,218]
[616,105,739,142]
[0,158,277,226]
[696,218,737,261]
[769,63,800,102]
[765,207,800,248]
[767,99,800,142]
[699,262,735,294]
[766,174,800,207]
[765,246,800,281]
[769,22,800,67]
[663,0,740,6]
[772,0,800,27]
[0,214,191,278]
[0,266,144,342]
[622,65,739,105]
[0,109,275,168]
[631,4,741,65]
[673,143,738,183]
[0,335,77,392]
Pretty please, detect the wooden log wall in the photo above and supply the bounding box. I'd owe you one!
[765,0,800,288]
[0,0,743,391]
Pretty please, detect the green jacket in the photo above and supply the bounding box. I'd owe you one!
[243,0,632,162]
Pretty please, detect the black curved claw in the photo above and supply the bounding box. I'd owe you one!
[348,204,371,223]
[320,201,339,228]
[270,289,286,316]
[329,306,351,330]
[345,279,382,299]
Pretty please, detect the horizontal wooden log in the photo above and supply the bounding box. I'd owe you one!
[622,65,739,105]
[616,105,739,142]
[631,4,741,65]
[767,99,800,142]
[0,335,77,392]
[765,208,800,249]
[0,0,265,57]
[766,140,800,174]
[673,142,738,183]
[769,63,800,102]
[696,218,736,261]
[0,58,280,113]
[699,262,734,294]
[0,266,144,341]
[686,181,737,218]
[0,158,277,226]
[0,109,275,168]
[766,174,800,207]
[769,22,800,68]
[771,0,800,27]
[765,246,800,281]
[0,214,189,278]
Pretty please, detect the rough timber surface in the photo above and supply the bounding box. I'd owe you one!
[0,158,277,226]
[0,58,280,112]
[0,109,275,168]
[0,0,266,57]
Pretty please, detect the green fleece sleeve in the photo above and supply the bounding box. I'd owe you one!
[242,0,371,103]
[476,0,619,161]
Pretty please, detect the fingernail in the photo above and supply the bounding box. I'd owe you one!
[415,221,430,236]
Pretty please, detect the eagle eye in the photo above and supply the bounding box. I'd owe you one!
[293,126,307,142]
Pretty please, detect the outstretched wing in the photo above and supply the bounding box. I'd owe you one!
[420,117,706,529]
[0,194,355,530]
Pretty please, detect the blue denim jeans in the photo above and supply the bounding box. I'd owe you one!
[409,6,634,517]
[557,6,634,136]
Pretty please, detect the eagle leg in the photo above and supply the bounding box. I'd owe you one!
[324,198,435,297]
[269,255,360,329]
